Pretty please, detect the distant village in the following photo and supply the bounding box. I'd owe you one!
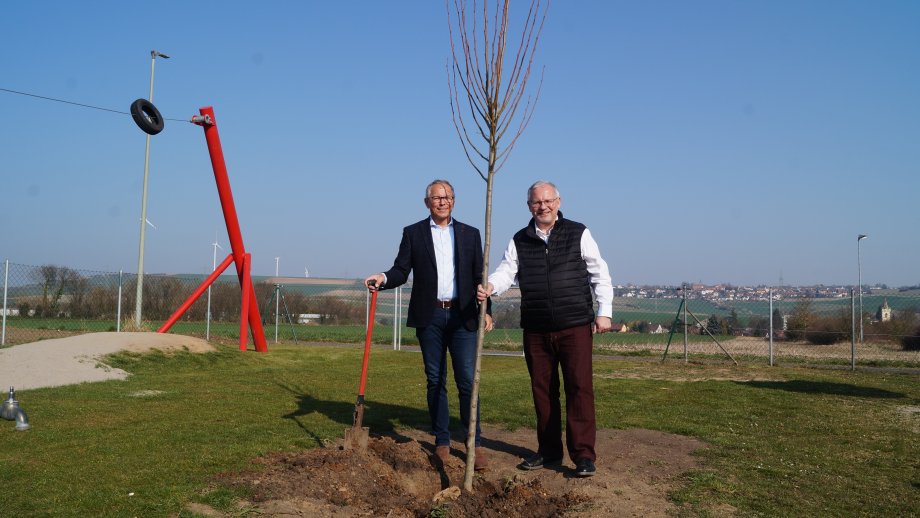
[614,283,901,302]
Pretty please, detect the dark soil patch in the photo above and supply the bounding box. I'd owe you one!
[202,425,708,517]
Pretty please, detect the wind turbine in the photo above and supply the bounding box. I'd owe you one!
[304,267,310,278]
[206,234,223,340]
[211,236,223,269]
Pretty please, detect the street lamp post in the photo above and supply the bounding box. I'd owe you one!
[857,234,867,342]
[134,49,170,328]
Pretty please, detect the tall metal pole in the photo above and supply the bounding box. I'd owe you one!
[134,49,169,328]
[857,234,867,343]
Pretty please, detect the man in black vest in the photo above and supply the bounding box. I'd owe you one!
[366,179,493,470]
[478,180,612,477]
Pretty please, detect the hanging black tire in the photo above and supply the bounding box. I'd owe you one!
[130,98,164,135]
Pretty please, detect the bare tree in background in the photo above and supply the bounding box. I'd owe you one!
[31,265,82,317]
[446,0,548,491]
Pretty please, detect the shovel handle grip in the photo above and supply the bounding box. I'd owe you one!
[357,289,378,396]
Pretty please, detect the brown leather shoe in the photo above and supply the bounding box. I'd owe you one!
[435,445,451,463]
[473,447,489,471]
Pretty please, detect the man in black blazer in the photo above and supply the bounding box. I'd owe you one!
[366,179,492,470]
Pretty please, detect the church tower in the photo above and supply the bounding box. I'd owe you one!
[877,299,892,323]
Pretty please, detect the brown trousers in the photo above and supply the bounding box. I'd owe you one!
[523,323,597,462]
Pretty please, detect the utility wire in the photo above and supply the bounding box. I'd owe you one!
[0,87,189,122]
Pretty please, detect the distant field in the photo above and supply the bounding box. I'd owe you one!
[616,292,920,325]
[2,317,718,350]
[4,316,919,368]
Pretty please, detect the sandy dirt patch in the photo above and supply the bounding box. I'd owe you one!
[597,364,784,383]
[897,405,920,434]
[597,336,920,363]
[0,332,214,390]
[206,425,710,517]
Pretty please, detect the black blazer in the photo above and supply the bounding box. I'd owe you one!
[383,217,486,331]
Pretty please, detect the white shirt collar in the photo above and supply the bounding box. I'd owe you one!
[430,217,454,229]
[533,216,557,242]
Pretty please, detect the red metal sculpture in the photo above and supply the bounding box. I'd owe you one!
[157,106,268,352]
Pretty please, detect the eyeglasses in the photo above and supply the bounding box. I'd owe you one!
[427,195,454,203]
[528,197,558,209]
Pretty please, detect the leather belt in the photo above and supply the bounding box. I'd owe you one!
[435,299,455,309]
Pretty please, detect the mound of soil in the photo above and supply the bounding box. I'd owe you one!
[203,425,707,517]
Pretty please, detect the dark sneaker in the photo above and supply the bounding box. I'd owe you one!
[517,453,562,471]
[574,458,596,477]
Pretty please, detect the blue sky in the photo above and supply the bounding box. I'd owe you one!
[2,1,918,287]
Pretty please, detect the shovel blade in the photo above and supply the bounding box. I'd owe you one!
[343,426,369,451]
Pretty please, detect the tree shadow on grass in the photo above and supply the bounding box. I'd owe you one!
[275,382,530,459]
[276,382,427,442]
[736,379,905,399]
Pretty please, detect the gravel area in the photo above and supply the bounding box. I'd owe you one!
[0,332,215,390]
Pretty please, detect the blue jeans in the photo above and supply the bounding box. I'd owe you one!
[415,307,481,447]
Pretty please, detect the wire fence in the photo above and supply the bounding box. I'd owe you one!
[2,260,918,368]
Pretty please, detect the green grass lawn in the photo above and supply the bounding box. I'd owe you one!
[1,344,918,516]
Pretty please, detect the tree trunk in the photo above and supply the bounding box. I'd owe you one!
[463,164,495,491]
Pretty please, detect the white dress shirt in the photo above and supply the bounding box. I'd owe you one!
[488,223,613,318]
[430,217,457,301]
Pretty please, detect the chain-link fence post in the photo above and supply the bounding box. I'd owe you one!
[2,259,8,345]
[398,286,404,349]
[851,288,856,370]
[769,287,774,366]
[683,284,689,362]
[205,281,212,341]
[116,270,123,333]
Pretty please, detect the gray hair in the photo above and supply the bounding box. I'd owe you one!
[527,180,560,201]
[425,179,455,198]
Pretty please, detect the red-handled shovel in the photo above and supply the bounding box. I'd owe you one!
[343,280,379,451]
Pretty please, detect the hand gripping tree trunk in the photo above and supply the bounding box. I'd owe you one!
[446,0,548,492]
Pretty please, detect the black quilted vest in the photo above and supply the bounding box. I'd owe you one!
[513,213,595,331]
